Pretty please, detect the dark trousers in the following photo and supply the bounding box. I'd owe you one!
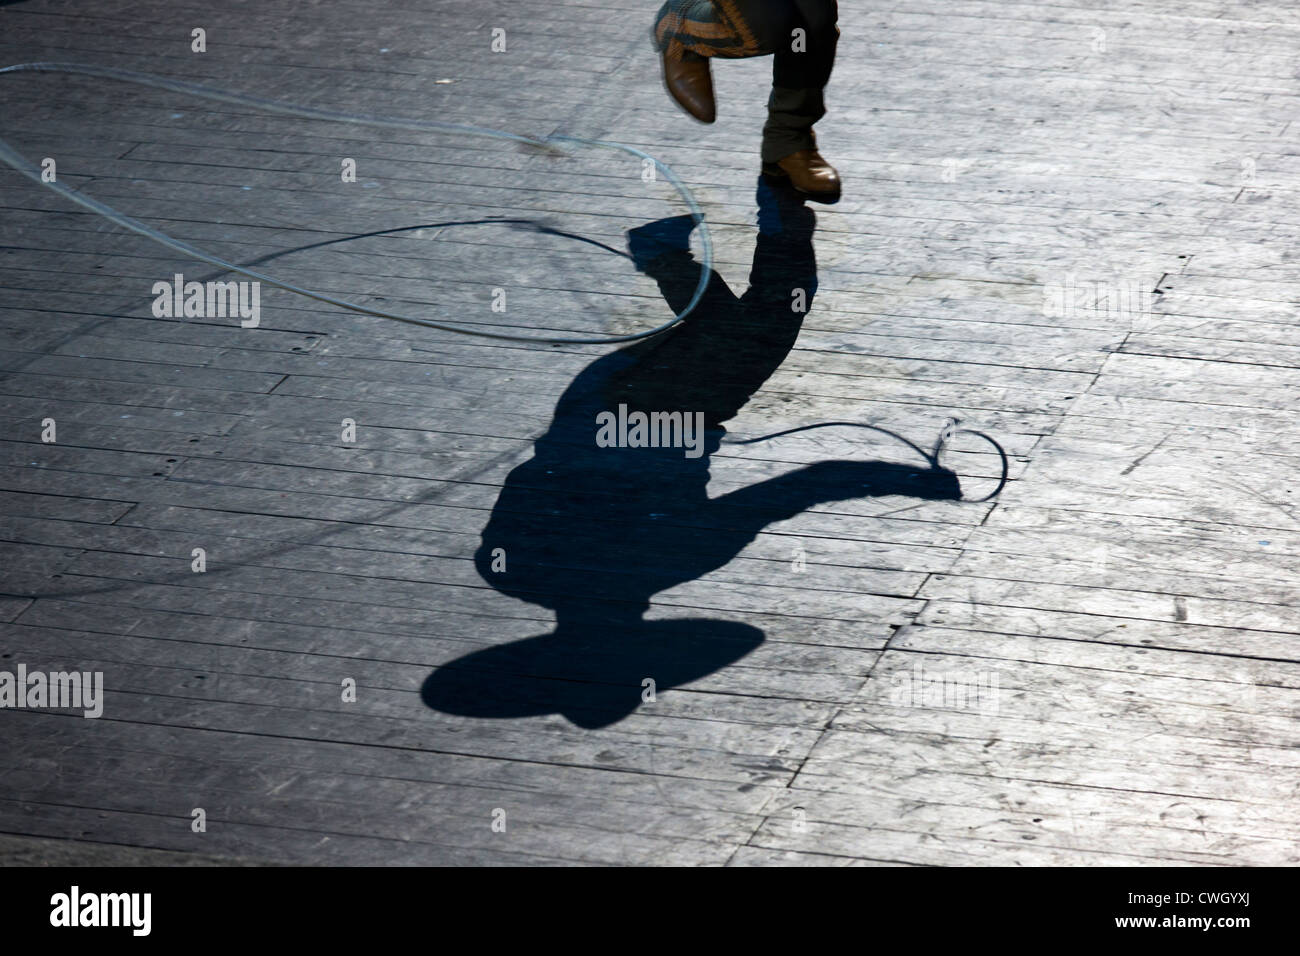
[653,0,839,163]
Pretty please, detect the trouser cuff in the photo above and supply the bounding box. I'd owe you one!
[761,86,825,163]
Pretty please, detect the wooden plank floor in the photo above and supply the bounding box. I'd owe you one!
[1,0,1298,866]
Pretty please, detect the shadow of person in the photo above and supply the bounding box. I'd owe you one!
[422,176,962,729]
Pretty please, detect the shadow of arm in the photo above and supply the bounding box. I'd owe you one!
[708,459,962,525]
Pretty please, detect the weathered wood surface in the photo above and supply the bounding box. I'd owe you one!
[1,0,1298,865]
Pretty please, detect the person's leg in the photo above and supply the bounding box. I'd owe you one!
[653,0,842,199]
[652,0,777,123]
[756,0,840,201]
[762,0,838,165]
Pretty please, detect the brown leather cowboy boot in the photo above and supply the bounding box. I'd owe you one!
[661,47,716,124]
[762,149,841,204]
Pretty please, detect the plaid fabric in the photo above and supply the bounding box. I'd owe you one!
[653,0,767,60]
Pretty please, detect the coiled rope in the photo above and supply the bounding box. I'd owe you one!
[0,61,712,344]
